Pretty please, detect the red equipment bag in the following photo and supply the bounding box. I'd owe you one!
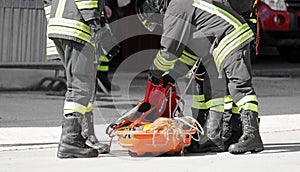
[143,79,181,118]
[106,79,183,135]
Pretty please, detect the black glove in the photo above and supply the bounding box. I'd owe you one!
[148,71,175,87]
[88,19,103,58]
[106,43,120,59]
[98,24,120,60]
[162,74,175,87]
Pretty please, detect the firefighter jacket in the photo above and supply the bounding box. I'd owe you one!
[153,0,254,74]
[48,0,104,45]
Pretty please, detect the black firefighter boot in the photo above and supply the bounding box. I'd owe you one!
[222,112,243,149]
[187,111,225,153]
[228,110,264,154]
[57,113,99,158]
[82,112,110,154]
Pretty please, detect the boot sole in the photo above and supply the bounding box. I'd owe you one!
[229,147,264,154]
[57,151,98,158]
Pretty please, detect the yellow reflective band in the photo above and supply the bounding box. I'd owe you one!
[64,101,87,115]
[242,103,258,112]
[75,0,98,10]
[213,23,250,62]
[56,0,67,18]
[193,0,242,28]
[99,56,109,62]
[206,98,224,108]
[182,51,198,61]
[156,51,177,66]
[97,65,109,72]
[86,103,93,113]
[49,18,91,35]
[153,58,173,71]
[249,18,257,24]
[216,29,254,72]
[232,106,240,114]
[98,65,109,72]
[179,57,194,66]
[192,94,205,102]
[236,95,258,106]
[224,95,233,103]
[192,101,208,110]
[179,54,197,66]
[210,105,224,112]
[48,26,91,43]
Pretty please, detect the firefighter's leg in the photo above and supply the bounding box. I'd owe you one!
[191,63,208,127]
[97,56,120,92]
[224,45,264,154]
[54,39,98,158]
[222,95,243,149]
[82,61,110,154]
[82,104,110,154]
[187,74,208,152]
[187,57,226,153]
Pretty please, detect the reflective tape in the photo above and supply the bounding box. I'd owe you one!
[153,51,177,71]
[98,65,109,72]
[192,94,205,102]
[64,101,87,115]
[86,103,93,113]
[193,0,254,73]
[99,56,109,62]
[206,98,225,108]
[232,106,240,114]
[236,95,258,106]
[75,0,98,10]
[55,0,67,18]
[48,25,91,43]
[242,103,258,112]
[210,105,224,112]
[215,29,254,72]
[224,95,233,103]
[49,18,91,35]
[193,0,242,28]
[192,102,208,110]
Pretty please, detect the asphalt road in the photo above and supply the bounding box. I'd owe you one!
[1,54,300,172]
[0,54,300,127]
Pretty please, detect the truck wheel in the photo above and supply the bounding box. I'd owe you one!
[278,46,300,63]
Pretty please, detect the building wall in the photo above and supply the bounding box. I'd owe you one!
[0,0,46,64]
[0,0,56,90]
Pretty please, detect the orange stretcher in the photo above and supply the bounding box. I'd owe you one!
[115,124,197,156]
[106,78,204,157]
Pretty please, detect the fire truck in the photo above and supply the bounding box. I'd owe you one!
[258,0,300,62]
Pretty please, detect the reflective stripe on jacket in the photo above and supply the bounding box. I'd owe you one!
[48,0,103,44]
[193,0,254,73]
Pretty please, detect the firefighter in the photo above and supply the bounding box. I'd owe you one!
[96,11,120,93]
[136,0,264,154]
[48,0,110,158]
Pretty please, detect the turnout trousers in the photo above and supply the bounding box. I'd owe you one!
[53,38,98,115]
